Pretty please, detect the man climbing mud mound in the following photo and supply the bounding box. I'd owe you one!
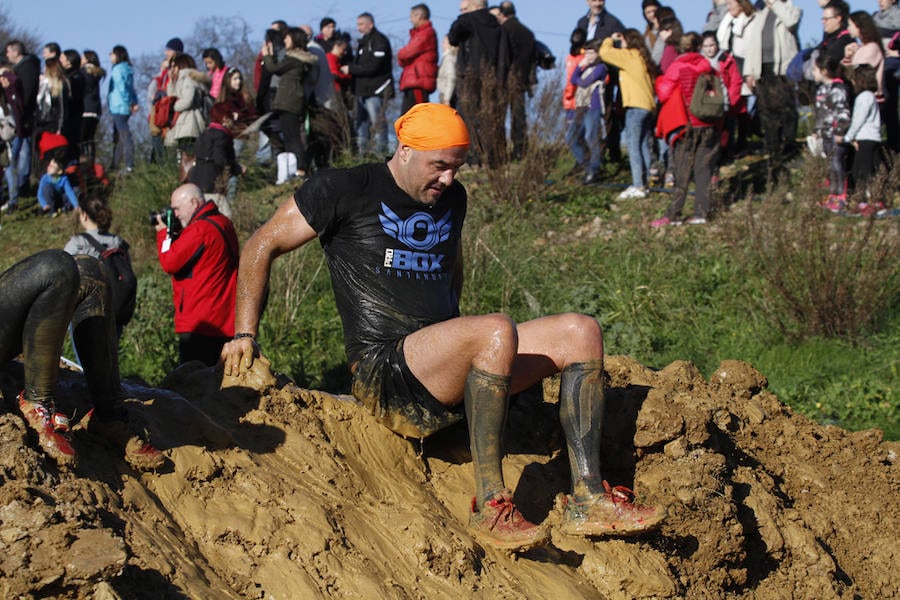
[221,102,665,550]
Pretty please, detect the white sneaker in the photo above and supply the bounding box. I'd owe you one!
[685,217,707,225]
[618,186,648,200]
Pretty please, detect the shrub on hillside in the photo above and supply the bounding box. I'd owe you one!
[739,158,900,340]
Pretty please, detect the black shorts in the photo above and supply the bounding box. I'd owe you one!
[351,338,464,439]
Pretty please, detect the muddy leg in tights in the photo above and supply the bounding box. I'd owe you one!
[464,367,511,504]
[0,250,80,406]
[559,359,606,499]
[70,255,121,420]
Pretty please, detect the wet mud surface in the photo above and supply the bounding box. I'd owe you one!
[1,356,897,599]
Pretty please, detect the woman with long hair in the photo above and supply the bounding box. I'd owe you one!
[63,194,134,336]
[107,45,138,172]
[216,67,256,156]
[650,6,676,66]
[600,29,659,199]
[60,50,84,154]
[642,0,662,62]
[658,14,684,73]
[845,11,885,96]
[716,0,756,72]
[35,58,70,140]
[261,26,317,183]
[80,50,105,162]
[165,53,212,172]
[217,68,255,123]
[202,47,229,100]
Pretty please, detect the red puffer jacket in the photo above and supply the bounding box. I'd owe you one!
[656,52,717,128]
[397,20,439,92]
[156,201,239,337]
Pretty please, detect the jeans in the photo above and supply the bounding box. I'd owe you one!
[149,134,167,165]
[4,135,31,207]
[624,108,653,188]
[111,113,134,170]
[584,109,605,172]
[565,109,587,167]
[255,131,272,164]
[822,137,847,196]
[566,108,605,172]
[356,95,387,155]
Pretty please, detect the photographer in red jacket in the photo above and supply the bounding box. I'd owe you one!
[397,3,439,114]
[155,183,239,366]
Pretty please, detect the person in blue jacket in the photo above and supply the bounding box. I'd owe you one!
[107,45,138,172]
[37,149,79,214]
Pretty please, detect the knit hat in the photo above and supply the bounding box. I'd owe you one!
[166,37,184,53]
[38,131,68,159]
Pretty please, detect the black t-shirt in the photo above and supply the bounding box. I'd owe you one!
[294,162,466,364]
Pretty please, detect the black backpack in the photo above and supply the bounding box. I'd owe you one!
[79,233,137,327]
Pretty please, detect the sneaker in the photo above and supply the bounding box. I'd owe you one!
[651,216,682,228]
[18,392,77,466]
[618,186,648,200]
[559,481,666,537]
[87,410,165,470]
[0,202,16,214]
[854,201,885,217]
[685,217,707,225]
[468,491,550,551]
[582,171,601,185]
[822,194,847,214]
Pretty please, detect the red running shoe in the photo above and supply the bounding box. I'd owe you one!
[468,491,550,551]
[87,409,165,470]
[18,392,77,466]
[559,480,666,537]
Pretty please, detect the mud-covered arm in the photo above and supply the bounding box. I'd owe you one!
[221,197,318,375]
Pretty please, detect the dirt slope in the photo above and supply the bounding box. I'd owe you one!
[1,356,897,599]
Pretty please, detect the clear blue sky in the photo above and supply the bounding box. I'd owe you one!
[10,1,828,66]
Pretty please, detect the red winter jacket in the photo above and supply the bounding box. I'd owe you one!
[656,52,717,128]
[563,52,581,111]
[713,51,746,116]
[156,201,239,337]
[397,20,438,92]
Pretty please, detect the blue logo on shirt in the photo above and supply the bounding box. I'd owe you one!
[379,203,452,252]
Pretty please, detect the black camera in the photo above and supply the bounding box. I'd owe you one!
[149,208,182,233]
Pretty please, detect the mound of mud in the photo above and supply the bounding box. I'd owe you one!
[1,356,897,599]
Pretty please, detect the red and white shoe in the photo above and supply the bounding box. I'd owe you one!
[18,392,77,466]
[559,480,666,537]
[468,491,550,551]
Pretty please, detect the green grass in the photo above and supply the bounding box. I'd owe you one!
[1,148,897,439]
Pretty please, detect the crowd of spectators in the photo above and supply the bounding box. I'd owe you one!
[559,0,898,222]
[2,0,899,223]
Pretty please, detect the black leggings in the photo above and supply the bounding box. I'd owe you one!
[0,250,120,417]
[81,116,99,162]
[278,110,307,172]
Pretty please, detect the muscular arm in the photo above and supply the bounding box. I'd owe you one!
[222,197,318,374]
